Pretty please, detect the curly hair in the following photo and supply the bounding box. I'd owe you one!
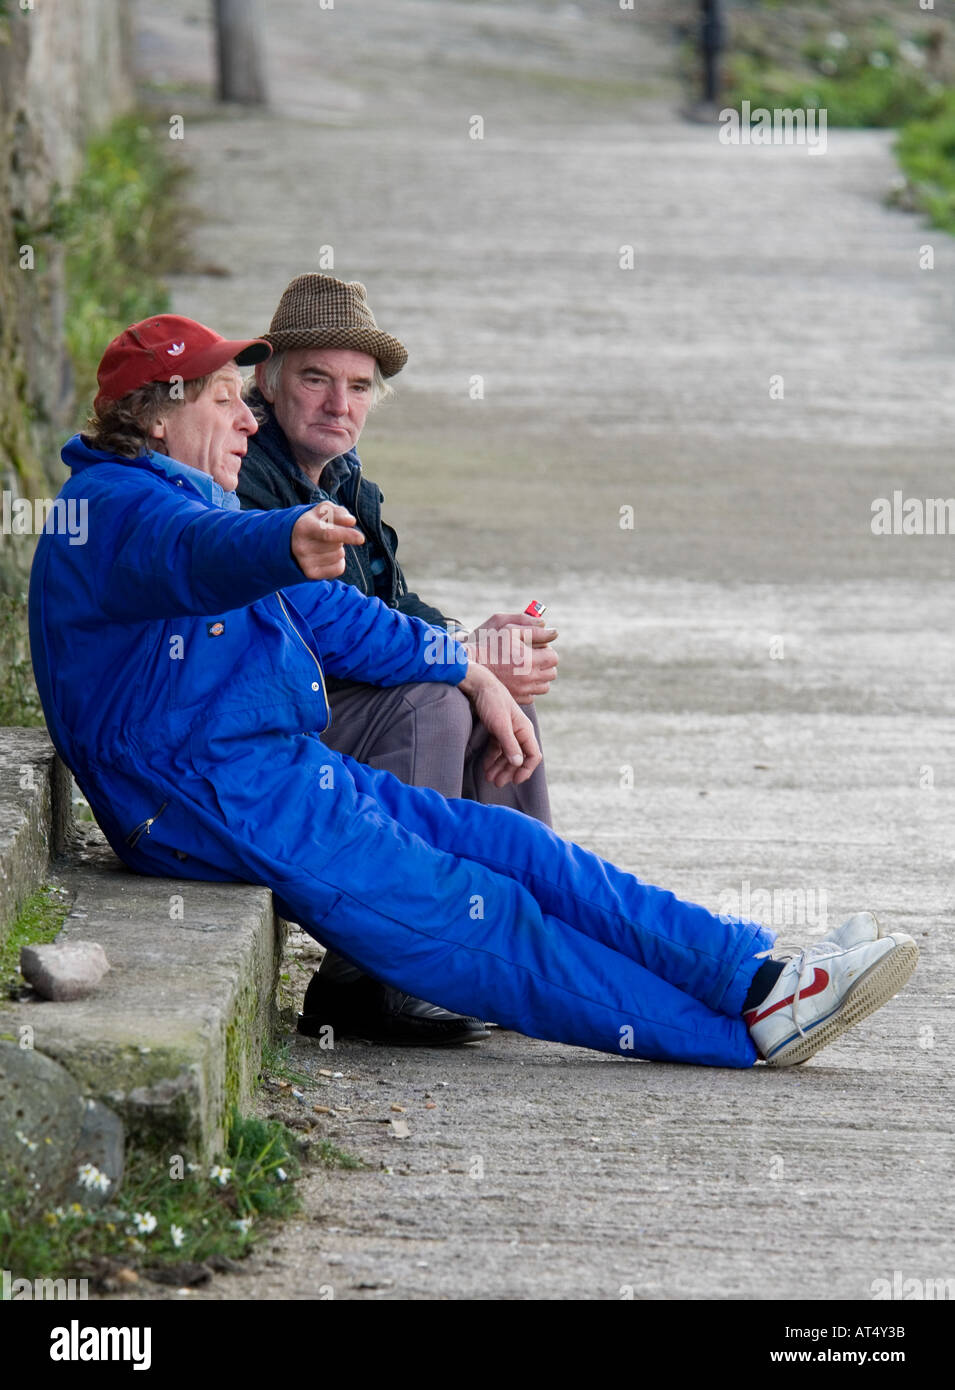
[84,376,213,459]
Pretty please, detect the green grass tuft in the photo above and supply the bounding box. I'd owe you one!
[0,588,44,728]
[260,1037,312,1089]
[725,54,941,129]
[0,883,70,996]
[0,1108,302,1288]
[715,4,955,236]
[895,89,955,236]
[59,113,191,420]
[310,1139,367,1171]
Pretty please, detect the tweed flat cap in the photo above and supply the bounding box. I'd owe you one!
[263,274,408,377]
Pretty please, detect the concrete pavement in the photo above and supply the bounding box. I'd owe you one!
[129,0,954,1300]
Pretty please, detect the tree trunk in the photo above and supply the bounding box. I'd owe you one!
[213,0,268,105]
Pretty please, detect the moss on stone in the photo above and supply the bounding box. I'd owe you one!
[58,113,191,419]
[224,976,267,1137]
[0,884,69,995]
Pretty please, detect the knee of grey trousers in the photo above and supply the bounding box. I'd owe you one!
[321,679,476,799]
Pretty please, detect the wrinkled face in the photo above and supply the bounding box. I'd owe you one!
[149,364,257,492]
[257,347,377,473]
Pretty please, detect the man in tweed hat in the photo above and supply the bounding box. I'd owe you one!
[238,274,559,1046]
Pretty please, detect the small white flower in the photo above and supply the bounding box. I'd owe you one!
[869,51,890,69]
[233,1217,252,1235]
[209,1164,232,1187]
[170,1224,185,1248]
[77,1161,110,1192]
[275,1167,288,1183]
[16,1130,38,1153]
[186,1162,200,1173]
[827,31,849,52]
[132,1211,157,1235]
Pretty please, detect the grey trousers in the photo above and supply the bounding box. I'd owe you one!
[321,679,552,826]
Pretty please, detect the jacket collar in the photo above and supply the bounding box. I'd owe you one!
[63,434,241,511]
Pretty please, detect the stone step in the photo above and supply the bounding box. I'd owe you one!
[1,825,284,1161]
[0,730,285,1169]
[0,726,72,945]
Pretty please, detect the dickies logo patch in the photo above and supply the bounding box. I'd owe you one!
[207,621,226,637]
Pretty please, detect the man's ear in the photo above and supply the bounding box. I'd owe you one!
[254,360,274,403]
[149,415,167,442]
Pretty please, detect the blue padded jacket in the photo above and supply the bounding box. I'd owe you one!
[28,435,468,867]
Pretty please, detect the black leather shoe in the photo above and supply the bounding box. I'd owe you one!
[297,953,490,1047]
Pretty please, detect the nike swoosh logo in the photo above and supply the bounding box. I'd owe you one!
[744,967,830,1026]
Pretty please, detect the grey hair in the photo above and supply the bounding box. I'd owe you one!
[257,349,394,406]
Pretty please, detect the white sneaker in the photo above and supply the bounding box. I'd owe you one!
[744,914,919,1067]
[822,911,880,948]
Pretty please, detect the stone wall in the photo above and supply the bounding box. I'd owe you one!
[0,0,133,512]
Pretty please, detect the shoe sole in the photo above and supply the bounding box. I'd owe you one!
[296,1014,491,1046]
[349,1031,491,1047]
[765,936,919,1067]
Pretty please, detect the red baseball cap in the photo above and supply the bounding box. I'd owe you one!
[94,314,272,411]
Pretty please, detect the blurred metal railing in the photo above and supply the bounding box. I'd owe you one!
[700,0,725,103]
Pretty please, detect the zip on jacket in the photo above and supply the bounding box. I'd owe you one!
[277,591,332,733]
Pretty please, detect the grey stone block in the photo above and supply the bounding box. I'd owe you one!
[0,730,73,947]
[0,1040,85,1202]
[1,730,283,1159]
[20,940,111,1001]
[64,1098,126,1207]
[0,828,284,1159]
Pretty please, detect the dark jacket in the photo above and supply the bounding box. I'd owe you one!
[237,390,452,630]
